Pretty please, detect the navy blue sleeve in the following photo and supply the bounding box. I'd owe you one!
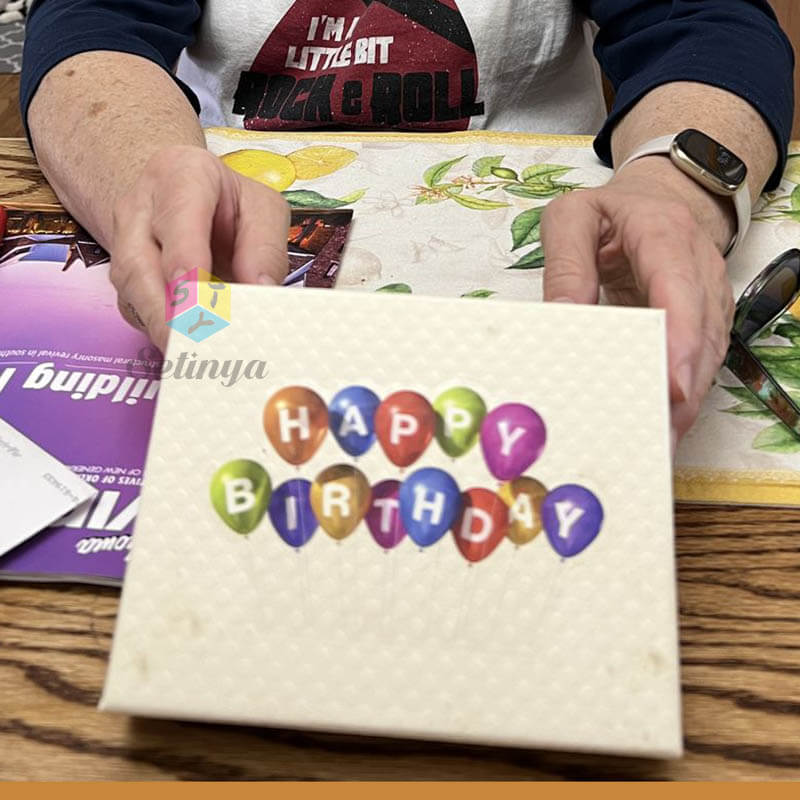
[577,0,795,189]
[21,0,202,134]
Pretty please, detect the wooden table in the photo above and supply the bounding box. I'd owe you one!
[2,138,800,780]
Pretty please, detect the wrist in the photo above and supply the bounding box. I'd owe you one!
[611,155,736,254]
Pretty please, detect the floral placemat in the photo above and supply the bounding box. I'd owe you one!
[205,127,800,506]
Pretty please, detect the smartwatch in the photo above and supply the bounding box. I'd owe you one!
[617,129,750,258]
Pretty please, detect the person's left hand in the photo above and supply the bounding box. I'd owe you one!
[540,156,736,452]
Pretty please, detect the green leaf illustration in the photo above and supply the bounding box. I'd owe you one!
[751,345,800,363]
[774,323,800,345]
[415,194,446,205]
[472,156,504,177]
[282,189,361,208]
[510,207,545,251]
[521,164,573,182]
[491,166,519,181]
[337,188,367,204]
[507,247,546,270]
[721,403,774,419]
[448,192,510,211]
[424,156,465,187]
[376,283,412,293]
[785,154,800,185]
[753,422,800,454]
[762,362,800,389]
[461,289,498,299]
[791,184,800,211]
[503,183,563,199]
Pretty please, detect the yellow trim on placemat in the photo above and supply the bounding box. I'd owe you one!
[204,127,596,149]
[675,467,800,506]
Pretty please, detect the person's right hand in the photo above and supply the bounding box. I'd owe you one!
[110,144,290,351]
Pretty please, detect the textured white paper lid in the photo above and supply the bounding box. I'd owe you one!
[102,288,681,758]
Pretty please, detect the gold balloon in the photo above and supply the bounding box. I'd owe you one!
[310,464,371,540]
[264,386,328,465]
[499,477,547,546]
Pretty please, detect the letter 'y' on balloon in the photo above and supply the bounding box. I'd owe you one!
[497,420,526,456]
[413,485,445,525]
[391,413,419,445]
[279,405,310,443]
[323,483,352,518]
[555,501,585,540]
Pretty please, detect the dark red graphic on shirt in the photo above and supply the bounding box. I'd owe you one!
[233,0,484,131]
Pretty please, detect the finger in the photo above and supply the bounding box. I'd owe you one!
[626,210,705,410]
[111,199,171,352]
[541,192,601,304]
[230,176,290,285]
[151,166,219,283]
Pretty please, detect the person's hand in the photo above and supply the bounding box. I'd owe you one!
[540,156,736,451]
[110,144,290,351]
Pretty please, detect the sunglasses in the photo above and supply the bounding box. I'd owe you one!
[725,248,800,440]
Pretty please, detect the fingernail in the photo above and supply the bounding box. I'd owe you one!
[551,296,575,304]
[257,273,275,285]
[676,364,693,403]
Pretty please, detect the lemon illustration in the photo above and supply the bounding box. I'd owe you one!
[221,149,296,191]
[287,146,357,180]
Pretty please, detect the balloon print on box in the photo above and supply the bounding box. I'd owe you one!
[210,385,604,563]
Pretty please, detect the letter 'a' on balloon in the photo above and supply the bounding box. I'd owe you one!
[433,386,487,458]
[310,464,372,541]
[398,467,461,548]
[541,484,604,558]
[452,487,509,563]
[375,390,436,468]
[498,476,547,546]
[210,459,272,535]
[269,478,318,548]
[329,385,381,457]
[263,386,328,466]
[480,403,547,481]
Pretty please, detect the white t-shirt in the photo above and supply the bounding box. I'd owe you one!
[177,0,607,135]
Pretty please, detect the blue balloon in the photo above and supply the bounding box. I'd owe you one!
[329,386,381,457]
[269,479,317,548]
[399,468,462,547]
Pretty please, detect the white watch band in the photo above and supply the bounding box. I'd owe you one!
[618,134,751,258]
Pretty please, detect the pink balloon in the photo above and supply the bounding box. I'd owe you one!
[480,403,547,481]
[365,480,407,549]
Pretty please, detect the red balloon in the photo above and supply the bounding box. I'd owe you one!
[375,391,435,468]
[452,488,509,563]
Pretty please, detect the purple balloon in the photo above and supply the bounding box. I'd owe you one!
[269,479,317,548]
[542,484,604,558]
[480,403,546,481]
[365,480,406,549]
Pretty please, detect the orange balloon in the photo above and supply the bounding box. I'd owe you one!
[310,464,372,540]
[499,477,547,546]
[264,386,328,465]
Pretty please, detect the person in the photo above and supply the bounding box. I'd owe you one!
[21,1,794,449]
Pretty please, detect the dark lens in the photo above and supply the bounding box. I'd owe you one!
[739,252,800,341]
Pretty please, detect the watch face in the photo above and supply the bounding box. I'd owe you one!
[675,129,747,187]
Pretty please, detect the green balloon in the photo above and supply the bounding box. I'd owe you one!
[433,387,487,458]
[210,459,271,534]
